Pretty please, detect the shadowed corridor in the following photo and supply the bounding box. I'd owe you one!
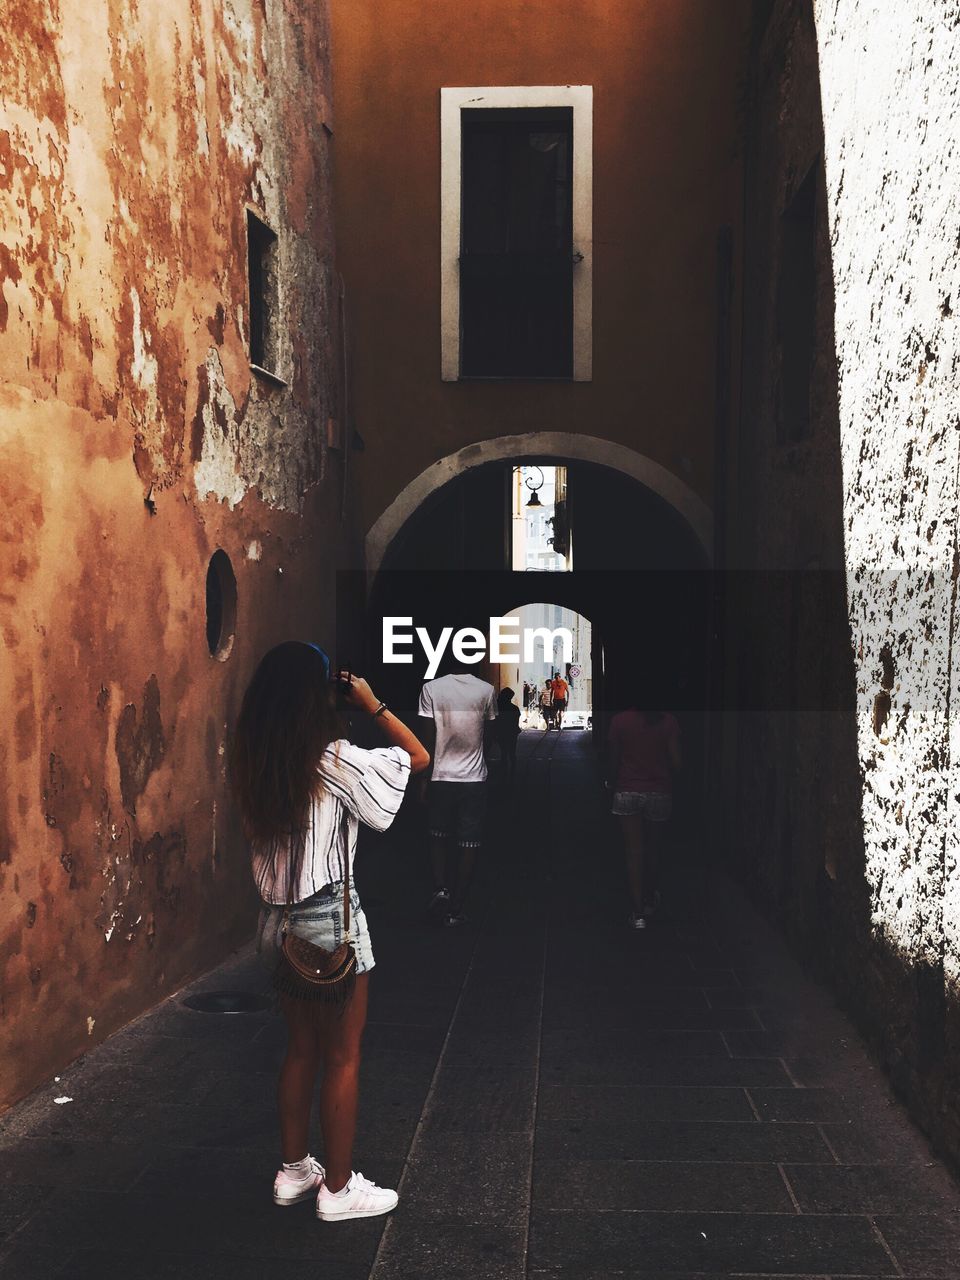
[2,730,960,1279]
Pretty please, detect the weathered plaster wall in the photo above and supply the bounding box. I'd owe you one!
[0,0,351,1106]
[815,0,960,1149]
[728,0,960,1163]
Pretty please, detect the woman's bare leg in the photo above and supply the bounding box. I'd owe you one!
[318,973,370,1192]
[619,814,645,914]
[644,818,663,906]
[278,994,323,1162]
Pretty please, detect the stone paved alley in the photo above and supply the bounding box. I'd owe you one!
[2,730,960,1279]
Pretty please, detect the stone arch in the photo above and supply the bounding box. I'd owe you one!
[365,432,712,574]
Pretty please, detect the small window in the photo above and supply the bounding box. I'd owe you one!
[511,464,572,571]
[460,108,573,379]
[206,550,237,661]
[776,164,818,443]
[246,209,282,380]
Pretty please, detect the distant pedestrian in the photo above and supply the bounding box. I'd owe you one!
[495,687,522,783]
[233,643,430,1219]
[606,700,681,929]
[419,663,497,926]
[550,672,569,730]
[540,681,554,729]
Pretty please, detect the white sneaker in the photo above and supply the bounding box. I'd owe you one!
[427,887,451,916]
[316,1170,399,1221]
[628,912,646,930]
[273,1155,325,1206]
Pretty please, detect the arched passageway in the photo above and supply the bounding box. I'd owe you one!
[490,601,594,730]
[365,432,713,576]
[362,455,711,843]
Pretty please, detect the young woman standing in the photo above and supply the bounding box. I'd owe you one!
[232,642,430,1219]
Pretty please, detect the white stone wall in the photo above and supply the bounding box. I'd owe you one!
[813,1,960,988]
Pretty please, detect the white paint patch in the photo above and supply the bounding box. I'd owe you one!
[103,907,121,943]
[246,539,262,561]
[53,1096,73,1105]
[130,287,159,425]
[118,195,138,232]
[192,59,210,158]
[220,3,261,166]
[193,347,247,508]
[86,1016,95,1036]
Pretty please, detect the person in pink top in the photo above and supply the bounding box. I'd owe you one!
[606,701,681,929]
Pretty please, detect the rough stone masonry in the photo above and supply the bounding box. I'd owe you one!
[817,0,960,1148]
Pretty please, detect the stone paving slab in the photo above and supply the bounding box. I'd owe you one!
[2,730,960,1280]
[528,1210,897,1274]
[532,1159,796,1213]
[534,1116,838,1163]
[372,1217,528,1279]
[783,1163,960,1214]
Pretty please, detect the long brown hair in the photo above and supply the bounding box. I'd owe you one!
[231,641,345,900]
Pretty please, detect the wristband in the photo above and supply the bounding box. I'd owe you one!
[372,701,388,718]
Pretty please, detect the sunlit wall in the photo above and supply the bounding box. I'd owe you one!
[814,3,960,995]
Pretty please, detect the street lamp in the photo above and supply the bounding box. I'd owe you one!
[525,466,545,508]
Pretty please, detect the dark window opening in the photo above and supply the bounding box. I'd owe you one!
[460,107,573,379]
[206,549,237,661]
[247,209,281,378]
[776,163,818,443]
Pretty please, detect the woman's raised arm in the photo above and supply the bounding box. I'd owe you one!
[335,672,431,774]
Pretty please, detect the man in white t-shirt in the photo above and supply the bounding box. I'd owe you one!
[418,666,497,926]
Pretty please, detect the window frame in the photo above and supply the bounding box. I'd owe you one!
[245,205,288,387]
[440,85,593,383]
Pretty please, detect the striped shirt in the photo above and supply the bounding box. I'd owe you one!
[251,739,412,905]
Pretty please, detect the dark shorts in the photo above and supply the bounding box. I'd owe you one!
[428,781,488,846]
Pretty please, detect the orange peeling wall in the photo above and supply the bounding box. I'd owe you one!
[0,0,351,1106]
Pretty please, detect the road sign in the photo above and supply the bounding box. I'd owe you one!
[569,663,582,678]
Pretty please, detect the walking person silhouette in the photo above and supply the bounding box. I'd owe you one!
[606,694,681,929]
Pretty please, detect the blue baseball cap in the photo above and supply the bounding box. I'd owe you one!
[302,642,331,678]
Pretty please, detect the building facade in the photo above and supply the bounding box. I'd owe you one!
[328,0,751,568]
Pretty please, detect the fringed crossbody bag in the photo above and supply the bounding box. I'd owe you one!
[274,811,357,1006]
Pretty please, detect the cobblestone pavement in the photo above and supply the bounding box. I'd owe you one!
[2,730,960,1278]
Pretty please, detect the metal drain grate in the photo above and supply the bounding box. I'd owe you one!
[182,991,271,1014]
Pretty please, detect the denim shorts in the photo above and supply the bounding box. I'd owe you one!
[611,791,672,821]
[256,880,375,975]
